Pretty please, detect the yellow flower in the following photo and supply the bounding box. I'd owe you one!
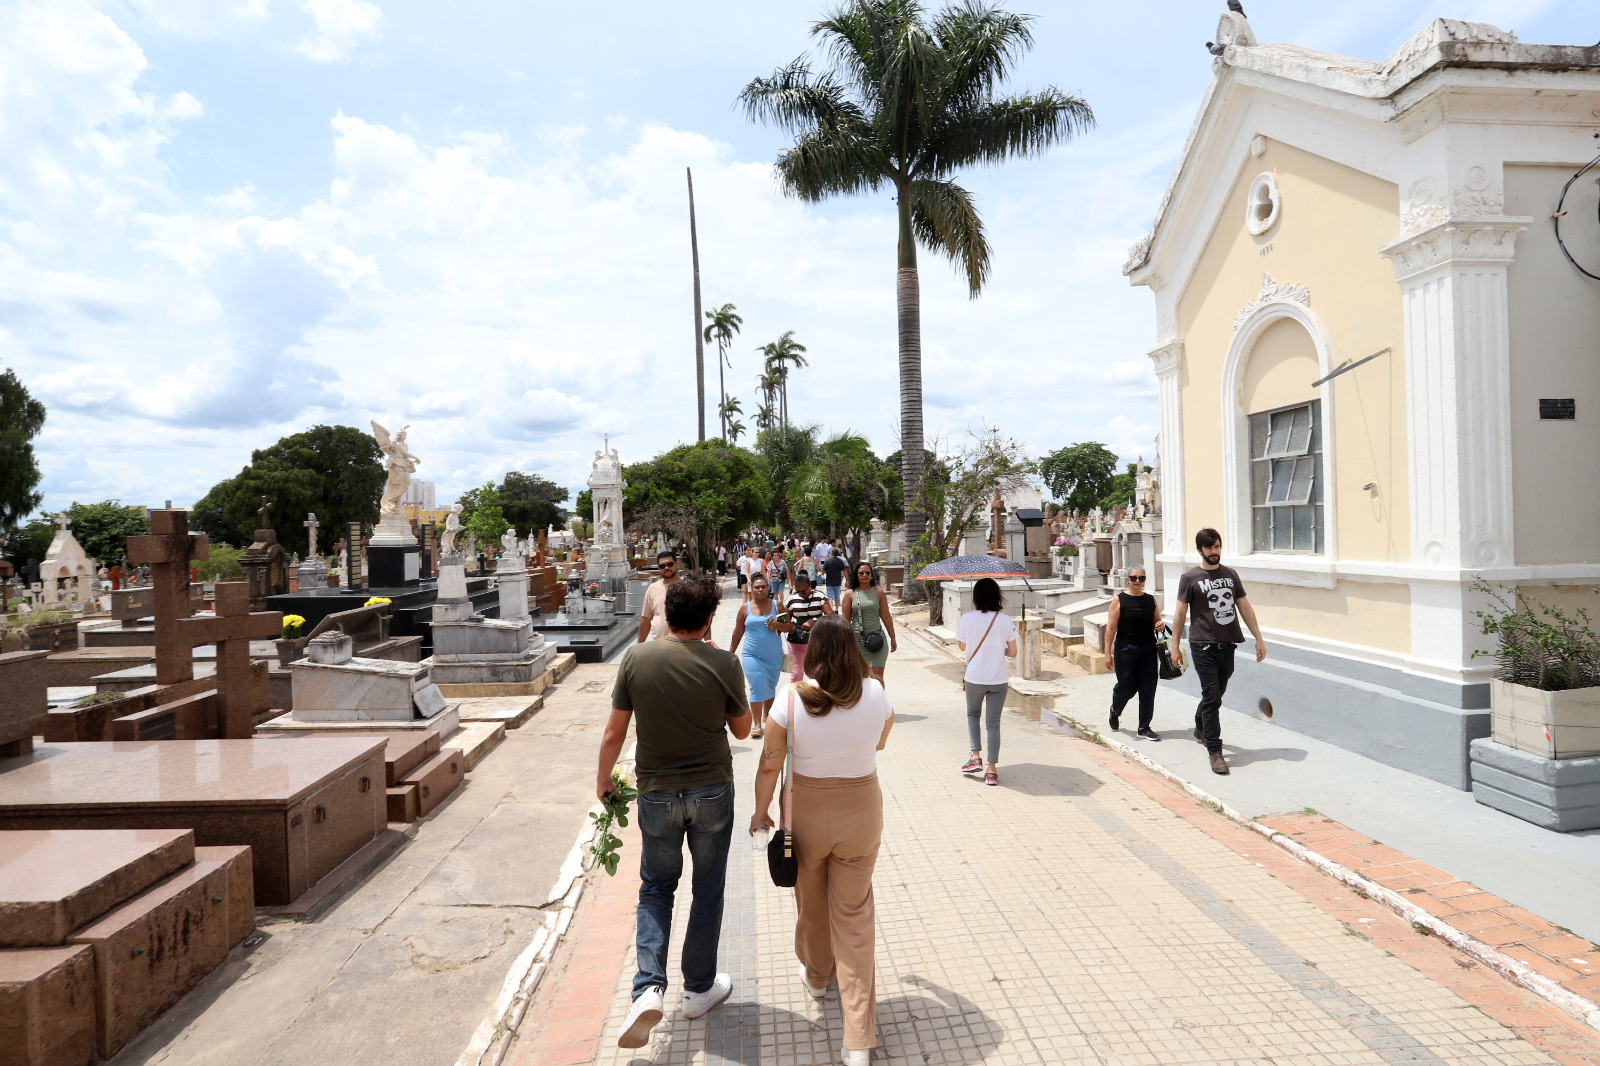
[281,614,307,637]
[363,596,392,608]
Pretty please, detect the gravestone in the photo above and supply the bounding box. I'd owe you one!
[428,553,554,684]
[41,517,96,611]
[125,512,209,686]
[0,650,48,757]
[296,513,328,594]
[344,523,364,591]
[239,498,290,611]
[175,582,282,738]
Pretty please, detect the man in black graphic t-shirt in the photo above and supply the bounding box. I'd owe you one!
[1170,528,1266,776]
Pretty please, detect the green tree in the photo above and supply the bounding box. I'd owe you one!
[195,543,244,581]
[1039,442,1117,513]
[55,502,150,568]
[758,331,808,431]
[498,471,570,533]
[789,433,889,556]
[0,368,47,530]
[623,440,771,566]
[1097,462,1138,513]
[755,368,781,431]
[757,423,821,528]
[726,417,747,444]
[191,425,385,556]
[741,0,1093,563]
[459,483,510,546]
[2,517,54,573]
[704,303,744,440]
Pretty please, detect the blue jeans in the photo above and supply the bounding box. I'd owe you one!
[825,584,842,604]
[634,781,735,998]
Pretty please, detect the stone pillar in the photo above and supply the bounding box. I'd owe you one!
[1148,341,1185,607]
[496,553,530,621]
[1381,213,1528,683]
[1011,616,1042,681]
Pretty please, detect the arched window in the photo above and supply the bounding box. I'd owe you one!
[1249,401,1323,553]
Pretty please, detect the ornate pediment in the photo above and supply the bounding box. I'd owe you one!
[1232,274,1310,331]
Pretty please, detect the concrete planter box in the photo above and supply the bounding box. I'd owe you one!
[1470,738,1600,832]
[1489,679,1600,760]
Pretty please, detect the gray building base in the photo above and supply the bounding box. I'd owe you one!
[1468,739,1600,832]
[1167,637,1489,790]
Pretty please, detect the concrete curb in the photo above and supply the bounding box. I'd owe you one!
[455,739,637,1066]
[1052,710,1600,1036]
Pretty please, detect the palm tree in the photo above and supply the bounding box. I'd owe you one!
[727,417,747,443]
[719,394,744,430]
[740,0,1093,559]
[703,303,744,440]
[758,331,809,431]
[756,369,782,430]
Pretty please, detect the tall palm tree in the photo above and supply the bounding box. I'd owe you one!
[758,330,808,431]
[727,417,747,443]
[756,369,782,431]
[719,394,744,430]
[703,303,744,440]
[740,0,1093,559]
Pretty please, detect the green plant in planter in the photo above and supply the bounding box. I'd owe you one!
[1053,544,1079,560]
[1473,581,1600,691]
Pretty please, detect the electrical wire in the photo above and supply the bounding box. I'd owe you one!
[1554,149,1600,281]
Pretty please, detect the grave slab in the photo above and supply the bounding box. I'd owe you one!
[67,859,232,1059]
[0,944,97,1066]
[255,705,459,739]
[0,828,194,948]
[193,844,255,949]
[452,721,505,771]
[401,748,464,818]
[0,739,387,906]
[0,650,49,757]
[452,695,543,729]
[386,785,418,824]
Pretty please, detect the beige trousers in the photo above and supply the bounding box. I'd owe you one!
[790,771,883,1050]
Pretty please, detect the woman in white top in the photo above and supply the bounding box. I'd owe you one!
[955,577,1019,787]
[750,616,893,1066]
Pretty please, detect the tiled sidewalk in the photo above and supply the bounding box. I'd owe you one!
[507,607,1600,1065]
[1258,813,1600,999]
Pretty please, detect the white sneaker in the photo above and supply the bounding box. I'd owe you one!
[799,964,829,999]
[681,973,731,1019]
[617,987,663,1048]
[841,1048,870,1065]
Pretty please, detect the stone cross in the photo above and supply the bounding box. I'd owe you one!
[176,581,282,738]
[305,513,319,558]
[126,510,211,685]
[55,514,70,533]
[256,497,272,530]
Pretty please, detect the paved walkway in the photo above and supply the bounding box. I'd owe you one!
[508,598,1600,1065]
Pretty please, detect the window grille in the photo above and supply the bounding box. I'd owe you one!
[1250,401,1323,553]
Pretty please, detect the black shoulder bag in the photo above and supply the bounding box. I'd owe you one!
[767,691,799,887]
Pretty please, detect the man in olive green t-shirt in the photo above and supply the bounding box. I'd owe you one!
[596,572,751,1049]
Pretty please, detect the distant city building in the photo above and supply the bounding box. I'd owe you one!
[401,481,436,511]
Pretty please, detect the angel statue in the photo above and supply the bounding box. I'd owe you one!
[371,421,419,523]
[501,527,520,554]
[440,503,463,555]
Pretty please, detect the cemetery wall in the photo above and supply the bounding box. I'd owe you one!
[1505,163,1600,567]
[1174,139,1406,569]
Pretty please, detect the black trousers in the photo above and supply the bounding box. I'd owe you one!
[1191,642,1237,755]
[1109,642,1158,729]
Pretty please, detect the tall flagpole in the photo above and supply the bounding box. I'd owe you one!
[688,167,706,443]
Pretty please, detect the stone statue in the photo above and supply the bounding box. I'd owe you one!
[441,503,463,555]
[304,513,320,557]
[597,519,614,546]
[371,421,419,529]
[501,527,520,554]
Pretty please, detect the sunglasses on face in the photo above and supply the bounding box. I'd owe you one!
[1128,576,1146,582]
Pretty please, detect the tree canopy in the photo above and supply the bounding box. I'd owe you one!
[789,434,899,546]
[458,483,509,546]
[0,368,46,530]
[192,425,385,555]
[623,440,770,564]
[498,471,570,534]
[1039,442,1118,513]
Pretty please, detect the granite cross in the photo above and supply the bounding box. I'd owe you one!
[176,580,282,738]
[126,510,210,685]
[305,513,319,558]
[257,497,272,530]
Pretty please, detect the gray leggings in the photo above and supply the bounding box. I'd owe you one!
[965,682,1008,764]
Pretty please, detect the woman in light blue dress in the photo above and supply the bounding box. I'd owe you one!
[730,571,790,738]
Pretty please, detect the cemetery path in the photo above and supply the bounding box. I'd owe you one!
[510,595,1600,1066]
[110,659,618,1066]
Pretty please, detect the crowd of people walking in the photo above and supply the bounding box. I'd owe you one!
[602,524,1268,1058]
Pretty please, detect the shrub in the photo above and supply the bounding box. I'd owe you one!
[1474,582,1600,691]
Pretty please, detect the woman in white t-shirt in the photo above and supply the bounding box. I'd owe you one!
[750,615,893,1066]
[955,578,1019,787]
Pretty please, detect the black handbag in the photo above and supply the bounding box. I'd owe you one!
[862,630,885,654]
[1157,625,1184,680]
[767,693,798,887]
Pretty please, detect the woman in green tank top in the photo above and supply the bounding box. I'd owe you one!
[841,560,897,683]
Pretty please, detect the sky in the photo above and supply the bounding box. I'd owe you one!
[3,0,1594,518]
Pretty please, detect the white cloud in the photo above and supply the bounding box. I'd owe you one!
[123,0,271,37]
[295,0,381,62]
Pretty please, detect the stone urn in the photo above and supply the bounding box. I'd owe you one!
[275,638,309,668]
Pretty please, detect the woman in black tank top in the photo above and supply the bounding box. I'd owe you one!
[1103,568,1164,739]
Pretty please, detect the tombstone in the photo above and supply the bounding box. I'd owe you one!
[426,551,555,684]
[0,649,49,757]
[126,512,210,685]
[272,630,458,734]
[496,531,530,621]
[41,516,96,610]
[174,582,282,738]
[238,498,290,611]
[297,513,329,594]
[344,523,364,591]
[585,434,630,582]
[367,421,422,586]
[1004,512,1027,564]
[959,529,987,558]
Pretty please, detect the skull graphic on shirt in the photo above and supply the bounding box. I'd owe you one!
[1207,585,1236,626]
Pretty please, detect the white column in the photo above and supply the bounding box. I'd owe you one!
[1380,216,1527,681]
[1148,341,1185,610]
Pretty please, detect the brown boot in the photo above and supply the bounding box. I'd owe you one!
[1194,727,1204,742]
[1209,752,1229,775]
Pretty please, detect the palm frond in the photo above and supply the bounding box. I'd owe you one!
[739,60,866,136]
[922,90,1094,175]
[909,177,990,296]
[774,127,886,201]
[930,0,1035,108]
